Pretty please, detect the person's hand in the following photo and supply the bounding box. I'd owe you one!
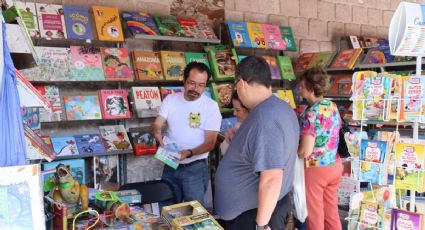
[178,149,191,161]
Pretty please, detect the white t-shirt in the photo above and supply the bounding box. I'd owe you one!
[158,92,222,164]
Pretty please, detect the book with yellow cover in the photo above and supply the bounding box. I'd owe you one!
[394,143,425,192]
[160,51,186,81]
[276,90,296,109]
[92,6,124,41]
[246,22,267,49]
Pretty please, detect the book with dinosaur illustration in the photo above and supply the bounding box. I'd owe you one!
[92,6,124,41]
[280,26,296,51]
[359,140,388,185]
[262,55,282,80]
[36,3,67,39]
[160,51,186,81]
[63,6,93,40]
[15,1,40,38]
[207,48,237,81]
[160,86,184,100]
[185,52,210,69]
[227,20,251,48]
[391,209,423,230]
[293,53,315,71]
[21,107,40,134]
[50,136,80,157]
[98,125,132,152]
[70,46,105,81]
[93,155,120,190]
[399,77,425,122]
[131,87,162,118]
[42,159,85,184]
[122,11,160,37]
[98,89,131,119]
[177,17,202,38]
[132,51,163,81]
[276,56,295,81]
[210,83,235,113]
[330,49,362,69]
[153,15,185,37]
[394,143,425,192]
[35,85,63,122]
[307,51,336,69]
[74,133,105,155]
[327,74,352,96]
[275,90,296,109]
[63,95,102,120]
[263,24,285,50]
[130,127,157,156]
[246,22,267,48]
[101,47,134,81]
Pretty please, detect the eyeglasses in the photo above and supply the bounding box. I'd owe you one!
[186,80,207,89]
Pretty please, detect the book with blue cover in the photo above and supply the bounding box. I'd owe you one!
[122,12,160,36]
[42,159,85,184]
[51,136,80,157]
[227,20,251,48]
[74,133,105,154]
[359,139,388,185]
[64,6,93,40]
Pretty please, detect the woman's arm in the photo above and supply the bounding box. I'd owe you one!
[297,134,315,158]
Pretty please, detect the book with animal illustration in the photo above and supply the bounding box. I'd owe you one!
[92,6,124,41]
[50,136,80,157]
[262,55,282,80]
[160,86,184,100]
[35,85,63,122]
[98,89,131,119]
[358,202,383,229]
[227,20,251,48]
[276,56,296,81]
[307,51,336,69]
[246,22,267,48]
[275,90,296,109]
[21,107,40,134]
[391,209,423,230]
[63,6,93,40]
[279,26,296,51]
[131,87,162,118]
[36,3,67,39]
[70,46,105,81]
[42,159,85,184]
[63,95,102,120]
[122,12,160,37]
[132,51,163,81]
[399,77,425,122]
[160,51,186,81]
[185,52,210,69]
[177,17,202,38]
[130,127,157,155]
[207,48,237,81]
[293,53,315,71]
[93,155,120,190]
[98,125,132,152]
[155,145,181,170]
[153,15,185,37]
[101,47,134,81]
[330,49,362,69]
[262,24,285,50]
[210,83,235,113]
[327,74,352,96]
[394,143,425,192]
[359,140,388,185]
[74,133,105,155]
[15,1,39,38]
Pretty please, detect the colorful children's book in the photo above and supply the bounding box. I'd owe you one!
[132,51,163,81]
[155,145,181,169]
[101,47,134,81]
[210,83,235,113]
[36,3,67,39]
[160,51,186,81]
[391,209,423,230]
[92,6,124,41]
[275,90,296,108]
[41,136,53,149]
[330,49,362,69]
[177,17,201,38]
[93,155,120,190]
[359,140,388,185]
[74,133,105,155]
[394,143,425,192]
[70,46,105,81]
[50,136,79,157]
[196,21,218,40]
[280,26,297,51]
[327,74,352,96]
[130,127,157,155]
[160,86,184,100]
[185,52,210,69]
[307,51,336,69]
[42,159,85,184]
[35,85,63,122]
[207,48,237,81]
[21,107,40,134]
[294,53,315,71]
[98,125,132,151]
[63,95,102,120]
[262,56,282,80]
[359,202,382,229]
[122,12,160,36]
[400,77,425,122]
[263,24,285,50]
[276,56,296,81]
[153,15,185,37]
[247,22,267,48]
[98,89,131,119]
[63,6,93,40]
[15,1,40,38]
[131,87,162,118]
[227,20,251,48]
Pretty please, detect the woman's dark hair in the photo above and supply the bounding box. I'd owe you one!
[184,62,211,83]
[299,67,330,97]
[231,90,248,110]
[235,56,271,88]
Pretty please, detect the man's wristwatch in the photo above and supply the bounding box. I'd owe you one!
[255,224,268,230]
[186,149,193,158]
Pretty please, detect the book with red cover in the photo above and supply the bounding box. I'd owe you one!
[98,89,131,119]
[330,49,362,69]
[327,74,352,96]
[293,53,315,71]
[177,17,201,38]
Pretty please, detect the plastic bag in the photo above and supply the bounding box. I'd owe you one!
[293,156,307,222]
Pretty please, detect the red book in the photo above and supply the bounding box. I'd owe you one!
[330,49,362,69]
[177,17,200,38]
[98,89,131,119]
[293,53,315,71]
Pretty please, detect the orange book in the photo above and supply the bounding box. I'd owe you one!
[92,6,124,41]
[330,49,362,69]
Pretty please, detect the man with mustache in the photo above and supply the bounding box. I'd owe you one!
[151,62,222,205]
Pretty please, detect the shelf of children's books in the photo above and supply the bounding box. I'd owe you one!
[40,116,157,125]
[126,35,221,44]
[29,80,185,86]
[346,119,425,127]
[31,37,120,48]
[355,61,421,69]
[54,149,133,160]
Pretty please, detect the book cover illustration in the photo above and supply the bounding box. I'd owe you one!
[227,20,251,48]
[391,209,422,230]
[21,107,40,134]
[98,125,132,151]
[36,3,67,39]
[294,53,315,71]
[63,6,93,40]
[246,22,267,48]
[50,136,79,157]
[101,47,134,81]
[74,133,105,155]
[98,89,131,119]
[160,51,186,81]
[211,83,235,113]
[307,52,335,69]
[35,85,63,122]
[262,56,282,80]
[327,74,352,96]
[130,128,157,155]
[280,26,297,51]
[132,51,163,81]
[359,140,388,185]
[160,86,184,100]
[330,49,362,69]
[24,124,55,161]
[70,46,105,81]
[275,90,296,109]
[196,21,218,40]
[41,136,53,149]
[131,87,162,118]
[155,145,181,169]
[400,77,425,122]
[394,143,425,192]
[153,15,185,37]
[15,1,40,38]
[93,155,120,190]
[263,24,285,50]
[92,6,124,41]
[208,48,237,81]
[122,12,160,36]
[42,159,85,185]
[185,52,210,69]
[177,17,201,38]
[359,202,382,229]
[0,164,45,230]
[63,95,102,120]
[276,56,295,81]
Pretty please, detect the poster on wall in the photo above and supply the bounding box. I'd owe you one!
[389,2,425,56]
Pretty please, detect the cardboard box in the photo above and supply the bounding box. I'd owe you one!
[161,201,223,230]
[116,189,142,204]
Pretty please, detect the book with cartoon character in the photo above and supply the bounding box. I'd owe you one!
[131,87,162,118]
[98,125,132,152]
[247,22,267,49]
[394,143,425,192]
[98,89,131,119]
[293,53,315,71]
[74,133,105,155]
[358,202,384,229]
[327,74,352,96]
[330,49,362,69]
[391,209,423,230]
[280,26,296,51]
[262,55,282,80]
[122,11,160,36]
[35,85,63,122]
[92,6,124,41]
[63,6,93,40]
[15,1,40,38]
[101,47,134,81]
[153,15,185,37]
[227,20,251,48]
[177,17,201,38]
[307,51,336,69]
[132,51,163,81]
[400,76,425,122]
[263,24,285,50]
[210,83,235,113]
[51,136,79,157]
[70,46,105,81]
[207,47,238,81]
[359,140,387,185]
[63,95,102,120]
[276,56,295,81]
[130,127,157,156]
[21,107,40,134]
[160,51,186,81]
[36,3,67,39]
